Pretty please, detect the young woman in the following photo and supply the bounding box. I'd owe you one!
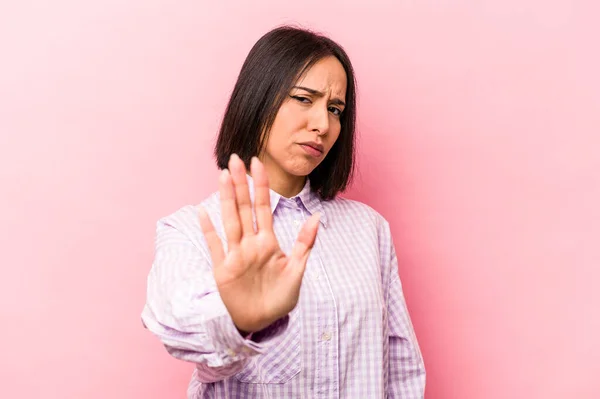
[142,25,426,398]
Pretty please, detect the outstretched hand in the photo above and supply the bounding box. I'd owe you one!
[199,154,320,333]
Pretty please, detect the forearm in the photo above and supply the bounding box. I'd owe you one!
[142,292,289,382]
[142,218,290,382]
[388,334,426,398]
[386,253,426,397]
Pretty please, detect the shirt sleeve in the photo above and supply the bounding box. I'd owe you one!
[141,216,289,383]
[385,232,426,397]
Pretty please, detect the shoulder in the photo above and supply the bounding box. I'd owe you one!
[155,191,221,249]
[323,195,391,233]
[323,196,396,282]
[322,196,395,259]
[160,192,219,227]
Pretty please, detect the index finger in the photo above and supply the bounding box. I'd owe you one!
[198,206,225,267]
[250,157,273,232]
[218,168,242,249]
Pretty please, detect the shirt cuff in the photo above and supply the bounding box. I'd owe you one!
[204,313,289,366]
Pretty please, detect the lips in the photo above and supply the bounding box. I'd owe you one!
[298,141,324,154]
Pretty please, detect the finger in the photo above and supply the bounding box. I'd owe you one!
[198,206,225,266]
[251,157,273,232]
[288,212,321,272]
[218,168,242,248]
[228,154,255,236]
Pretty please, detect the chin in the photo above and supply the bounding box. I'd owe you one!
[284,158,320,177]
[285,167,314,178]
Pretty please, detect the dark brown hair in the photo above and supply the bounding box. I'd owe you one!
[214,25,357,200]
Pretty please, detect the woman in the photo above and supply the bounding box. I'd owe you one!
[142,26,426,398]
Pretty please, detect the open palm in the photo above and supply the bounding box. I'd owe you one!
[199,154,320,334]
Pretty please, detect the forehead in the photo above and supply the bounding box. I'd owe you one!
[295,56,347,98]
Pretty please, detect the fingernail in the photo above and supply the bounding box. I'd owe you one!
[230,153,240,161]
[220,169,229,181]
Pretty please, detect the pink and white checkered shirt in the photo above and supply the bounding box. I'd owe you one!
[141,176,425,398]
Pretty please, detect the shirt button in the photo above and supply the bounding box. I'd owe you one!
[293,220,301,227]
[313,272,320,280]
[227,348,237,357]
[321,332,331,341]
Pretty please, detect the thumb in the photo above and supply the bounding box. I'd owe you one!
[288,212,321,272]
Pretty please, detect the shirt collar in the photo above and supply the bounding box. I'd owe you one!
[246,174,327,227]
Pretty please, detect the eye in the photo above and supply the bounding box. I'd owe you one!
[329,106,342,116]
[291,95,311,104]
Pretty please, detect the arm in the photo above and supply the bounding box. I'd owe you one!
[386,238,426,397]
[141,217,288,383]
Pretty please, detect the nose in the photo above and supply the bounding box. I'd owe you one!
[308,105,329,136]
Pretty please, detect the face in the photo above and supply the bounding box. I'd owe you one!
[260,56,348,192]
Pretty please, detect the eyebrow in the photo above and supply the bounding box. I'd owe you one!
[292,85,346,107]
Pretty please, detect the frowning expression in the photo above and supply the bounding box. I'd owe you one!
[260,56,348,181]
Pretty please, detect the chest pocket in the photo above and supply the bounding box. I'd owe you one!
[234,310,301,384]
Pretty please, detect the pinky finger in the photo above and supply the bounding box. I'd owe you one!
[198,206,225,267]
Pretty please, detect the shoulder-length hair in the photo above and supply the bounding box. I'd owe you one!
[214,25,357,200]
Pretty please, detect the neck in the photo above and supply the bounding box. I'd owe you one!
[259,156,306,198]
[269,173,306,198]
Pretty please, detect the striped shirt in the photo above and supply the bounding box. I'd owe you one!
[141,175,426,398]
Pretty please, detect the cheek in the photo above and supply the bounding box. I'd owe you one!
[278,103,307,130]
[266,126,294,158]
[270,111,303,147]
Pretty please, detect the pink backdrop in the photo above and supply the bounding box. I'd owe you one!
[1,1,599,398]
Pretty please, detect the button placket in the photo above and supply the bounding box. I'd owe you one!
[293,206,303,228]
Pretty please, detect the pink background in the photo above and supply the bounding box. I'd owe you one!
[1,1,599,398]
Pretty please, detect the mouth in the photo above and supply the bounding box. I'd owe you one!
[298,142,324,157]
